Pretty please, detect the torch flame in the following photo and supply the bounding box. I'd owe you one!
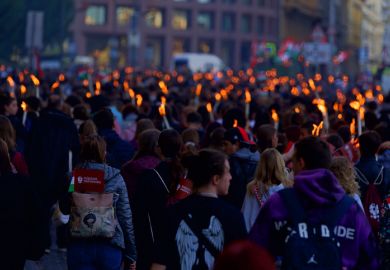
[271,109,279,123]
[95,81,101,95]
[350,118,356,136]
[291,87,299,96]
[21,101,27,112]
[59,74,65,82]
[308,79,316,91]
[123,81,129,91]
[159,81,169,95]
[233,119,238,128]
[215,92,222,102]
[30,74,40,86]
[7,76,15,88]
[161,96,166,105]
[312,121,324,137]
[158,103,166,117]
[365,89,373,100]
[51,81,60,92]
[349,101,360,111]
[294,107,301,114]
[206,102,212,113]
[196,84,202,96]
[129,89,135,99]
[313,99,327,115]
[136,94,143,107]
[378,94,384,104]
[245,89,251,103]
[20,85,27,95]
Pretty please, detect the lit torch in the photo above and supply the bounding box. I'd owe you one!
[349,99,365,136]
[95,81,101,96]
[20,85,27,96]
[51,81,60,93]
[21,101,27,126]
[206,102,214,122]
[195,83,202,106]
[245,89,251,120]
[159,81,169,95]
[214,92,221,112]
[313,98,329,133]
[7,76,15,97]
[312,121,324,137]
[159,103,170,129]
[30,74,40,98]
[129,88,135,105]
[136,94,143,108]
[271,109,279,130]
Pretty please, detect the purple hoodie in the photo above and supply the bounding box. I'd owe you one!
[249,169,380,270]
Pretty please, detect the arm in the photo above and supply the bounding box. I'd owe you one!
[150,263,166,270]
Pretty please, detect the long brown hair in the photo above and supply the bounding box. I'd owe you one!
[330,156,360,195]
[0,115,16,151]
[0,139,12,176]
[79,135,106,163]
[247,148,287,195]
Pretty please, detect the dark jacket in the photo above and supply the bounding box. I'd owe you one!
[25,108,80,206]
[99,128,135,169]
[133,161,172,270]
[121,155,160,206]
[355,156,390,200]
[0,173,45,269]
[249,169,380,270]
[224,147,259,209]
[60,162,137,262]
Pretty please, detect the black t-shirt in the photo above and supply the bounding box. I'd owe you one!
[154,194,247,270]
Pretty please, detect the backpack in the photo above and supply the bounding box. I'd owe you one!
[355,166,384,236]
[279,189,353,270]
[380,196,390,268]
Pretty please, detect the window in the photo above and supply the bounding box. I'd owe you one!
[198,0,214,3]
[240,41,252,67]
[173,38,191,54]
[257,16,265,37]
[221,40,235,67]
[116,6,135,26]
[198,39,214,53]
[267,17,277,36]
[145,9,164,28]
[222,13,235,32]
[241,15,252,33]
[222,0,236,3]
[257,0,265,6]
[172,10,191,30]
[145,37,164,66]
[197,12,214,30]
[85,5,106,25]
[242,0,252,5]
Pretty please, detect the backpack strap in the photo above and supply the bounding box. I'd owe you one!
[323,195,354,227]
[355,166,384,185]
[279,188,306,225]
[153,168,170,193]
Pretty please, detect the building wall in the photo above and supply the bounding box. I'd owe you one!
[70,0,280,69]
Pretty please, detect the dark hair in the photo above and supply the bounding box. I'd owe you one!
[208,126,226,151]
[187,112,202,124]
[135,118,155,139]
[214,240,275,270]
[0,115,16,151]
[0,94,14,115]
[133,129,160,160]
[47,94,62,109]
[358,131,382,157]
[337,126,351,144]
[93,108,114,130]
[79,135,107,163]
[73,104,89,121]
[187,149,227,190]
[25,96,41,111]
[256,124,276,153]
[326,134,344,150]
[0,139,12,176]
[294,136,332,169]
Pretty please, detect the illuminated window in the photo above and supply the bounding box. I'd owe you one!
[145,9,164,28]
[85,6,106,25]
[221,40,235,67]
[173,38,190,54]
[116,7,135,26]
[241,15,252,33]
[145,37,164,66]
[198,39,214,53]
[172,10,190,30]
[222,13,235,32]
[197,12,214,30]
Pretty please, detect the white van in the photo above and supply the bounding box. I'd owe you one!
[171,53,224,73]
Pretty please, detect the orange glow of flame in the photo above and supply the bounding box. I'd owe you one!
[95,81,101,95]
[220,89,228,100]
[129,89,135,99]
[158,103,166,117]
[245,89,251,103]
[82,79,88,87]
[21,101,27,112]
[328,75,335,84]
[338,114,343,120]
[136,94,143,107]
[233,119,238,128]
[365,89,373,100]
[20,85,27,95]
[312,121,324,136]
[159,81,169,95]
[246,68,253,76]
[18,72,24,82]
[215,92,222,102]
[125,67,133,74]
[113,80,119,88]
[291,87,299,96]
[349,101,360,111]
[294,107,301,114]
[7,76,15,88]
[177,75,184,83]
[271,109,279,123]
[249,76,256,84]
[206,102,213,113]
[313,99,327,115]
[356,93,365,105]
[59,74,65,82]
[86,92,92,98]
[123,81,129,91]
[161,96,166,105]
[302,88,310,96]
[51,81,60,92]
[196,84,202,96]
[378,94,384,104]
[359,107,365,120]
[308,79,315,91]
[350,118,356,136]
[376,85,382,92]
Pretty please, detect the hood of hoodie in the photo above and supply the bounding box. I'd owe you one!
[80,162,120,183]
[294,168,345,206]
[231,147,260,163]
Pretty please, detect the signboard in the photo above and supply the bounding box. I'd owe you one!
[73,169,105,193]
[303,42,331,64]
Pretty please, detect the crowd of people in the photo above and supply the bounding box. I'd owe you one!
[0,66,390,270]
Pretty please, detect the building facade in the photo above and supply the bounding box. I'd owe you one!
[71,0,280,69]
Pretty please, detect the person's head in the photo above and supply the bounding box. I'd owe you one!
[25,96,41,112]
[135,129,160,159]
[93,108,114,130]
[79,120,98,144]
[251,148,287,192]
[214,240,275,270]
[329,157,360,195]
[47,94,63,110]
[337,125,351,144]
[256,124,277,153]
[378,141,390,155]
[358,131,382,157]
[293,136,331,173]
[135,118,155,139]
[187,149,231,195]
[181,128,200,155]
[158,129,183,159]
[79,135,107,163]
[0,115,16,151]
[208,126,226,151]
[0,139,12,176]
[187,112,203,130]
[0,95,18,116]
[223,128,242,155]
[73,104,89,121]
[326,134,344,150]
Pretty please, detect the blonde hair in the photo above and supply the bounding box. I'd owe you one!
[330,156,360,195]
[247,148,287,195]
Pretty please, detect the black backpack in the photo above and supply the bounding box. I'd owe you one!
[279,189,353,270]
